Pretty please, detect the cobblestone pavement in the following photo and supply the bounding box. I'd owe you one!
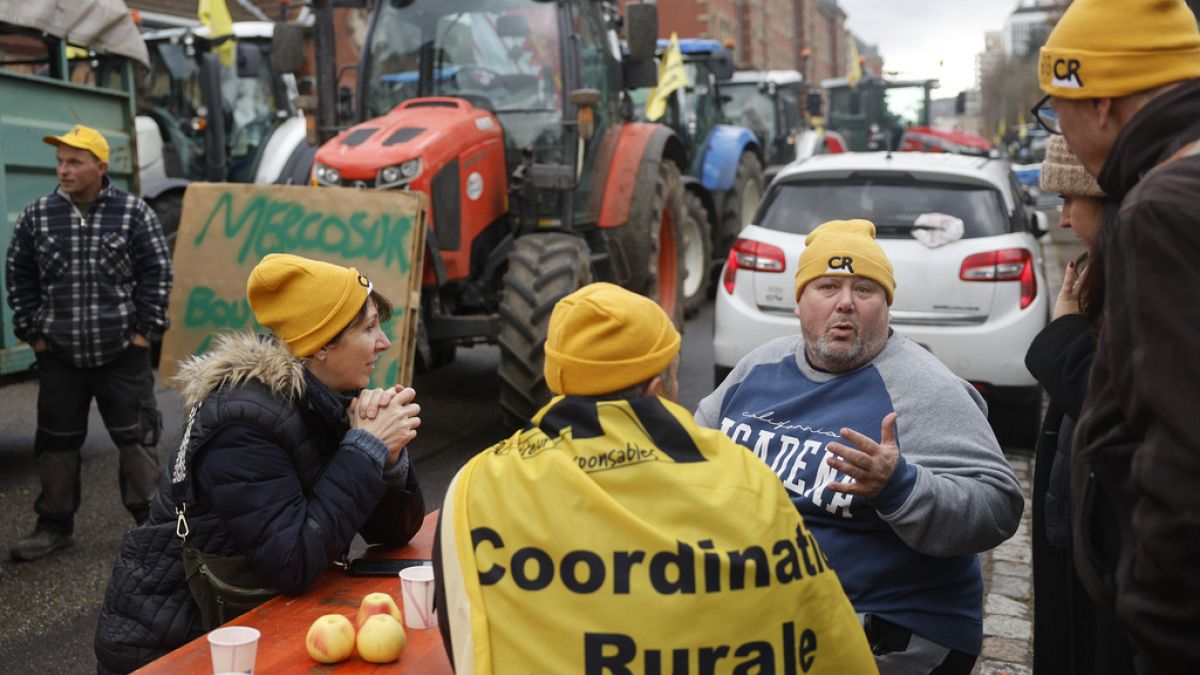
[974,450,1034,675]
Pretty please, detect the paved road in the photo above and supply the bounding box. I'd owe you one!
[0,216,1078,672]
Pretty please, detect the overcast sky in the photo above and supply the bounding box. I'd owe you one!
[837,0,1020,96]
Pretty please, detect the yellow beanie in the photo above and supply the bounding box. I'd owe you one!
[544,282,681,396]
[247,254,372,357]
[43,124,110,164]
[794,220,895,304]
[1039,0,1200,99]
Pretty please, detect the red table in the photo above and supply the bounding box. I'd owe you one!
[135,512,453,673]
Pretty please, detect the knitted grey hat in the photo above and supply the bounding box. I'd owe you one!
[1040,136,1105,198]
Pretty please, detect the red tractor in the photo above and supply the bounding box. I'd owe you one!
[310,1,691,424]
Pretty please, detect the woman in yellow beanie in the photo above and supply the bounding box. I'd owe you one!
[96,254,426,673]
[1024,137,1132,675]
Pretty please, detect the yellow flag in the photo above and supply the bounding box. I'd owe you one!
[644,33,686,122]
[847,39,863,88]
[198,0,236,67]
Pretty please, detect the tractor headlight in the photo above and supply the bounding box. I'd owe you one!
[377,159,421,189]
[314,162,341,186]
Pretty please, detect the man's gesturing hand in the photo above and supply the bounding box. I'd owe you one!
[825,412,900,500]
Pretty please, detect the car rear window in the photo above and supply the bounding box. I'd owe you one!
[756,177,1010,238]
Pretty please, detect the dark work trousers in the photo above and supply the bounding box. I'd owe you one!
[33,345,162,534]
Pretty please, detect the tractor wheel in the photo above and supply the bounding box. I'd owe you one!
[717,152,764,257]
[629,160,686,328]
[497,232,592,426]
[681,189,712,318]
[148,191,183,255]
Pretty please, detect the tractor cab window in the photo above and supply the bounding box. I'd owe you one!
[365,0,563,154]
[723,83,774,143]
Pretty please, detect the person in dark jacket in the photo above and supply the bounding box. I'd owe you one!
[5,125,173,561]
[1035,0,1200,668]
[94,254,425,673]
[1025,136,1132,675]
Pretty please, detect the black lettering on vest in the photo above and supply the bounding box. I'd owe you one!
[561,550,606,593]
[783,621,798,675]
[698,539,722,592]
[732,642,775,673]
[649,541,696,594]
[795,526,819,577]
[612,550,646,594]
[584,633,635,674]
[798,629,818,673]
[471,527,506,585]
[727,546,770,590]
[699,645,731,675]
[1053,58,1084,86]
[773,538,804,583]
[827,255,854,273]
[511,547,554,590]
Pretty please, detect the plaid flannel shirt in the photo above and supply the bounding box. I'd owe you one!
[5,176,173,368]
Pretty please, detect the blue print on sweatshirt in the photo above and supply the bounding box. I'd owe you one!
[716,356,896,527]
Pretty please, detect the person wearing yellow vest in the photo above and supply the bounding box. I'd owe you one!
[434,282,876,673]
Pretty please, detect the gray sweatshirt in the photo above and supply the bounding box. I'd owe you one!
[695,331,1023,654]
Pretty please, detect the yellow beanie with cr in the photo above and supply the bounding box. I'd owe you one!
[247,254,371,357]
[543,282,680,396]
[43,124,110,164]
[1038,0,1200,99]
[794,219,895,304]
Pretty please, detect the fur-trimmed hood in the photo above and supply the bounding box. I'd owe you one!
[175,332,306,410]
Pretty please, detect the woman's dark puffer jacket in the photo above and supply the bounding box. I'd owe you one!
[95,333,425,672]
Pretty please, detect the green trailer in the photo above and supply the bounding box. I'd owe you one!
[0,0,148,375]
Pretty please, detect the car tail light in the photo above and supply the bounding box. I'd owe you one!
[960,248,1037,309]
[723,238,787,294]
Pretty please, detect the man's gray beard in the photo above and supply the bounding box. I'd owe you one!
[809,333,867,372]
[804,321,885,373]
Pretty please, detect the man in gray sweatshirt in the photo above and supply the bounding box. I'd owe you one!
[695,219,1023,675]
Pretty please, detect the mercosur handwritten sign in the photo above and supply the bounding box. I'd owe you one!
[159,183,426,388]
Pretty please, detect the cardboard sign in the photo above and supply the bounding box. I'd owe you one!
[159,183,426,388]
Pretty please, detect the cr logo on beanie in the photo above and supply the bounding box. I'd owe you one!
[793,220,896,304]
[1039,0,1200,99]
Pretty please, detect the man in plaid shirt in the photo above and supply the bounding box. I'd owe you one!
[5,125,173,561]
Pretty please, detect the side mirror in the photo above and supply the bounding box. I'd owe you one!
[806,91,823,117]
[623,58,657,90]
[1031,210,1049,238]
[710,50,735,81]
[236,43,261,78]
[625,3,659,61]
[338,86,354,123]
[955,91,967,115]
[272,22,306,75]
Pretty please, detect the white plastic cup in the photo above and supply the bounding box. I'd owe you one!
[206,625,260,674]
[399,566,437,629]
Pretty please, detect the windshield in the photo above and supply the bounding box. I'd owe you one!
[139,38,281,181]
[757,178,1009,239]
[881,85,926,129]
[722,82,775,140]
[364,0,561,120]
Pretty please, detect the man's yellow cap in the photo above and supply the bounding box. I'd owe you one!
[544,283,681,397]
[794,219,895,304]
[247,254,372,357]
[43,124,110,164]
[1038,0,1200,99]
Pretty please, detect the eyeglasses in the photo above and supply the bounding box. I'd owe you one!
[1030,95,1061,135]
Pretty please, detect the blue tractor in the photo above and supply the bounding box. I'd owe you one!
[634,39,764,315]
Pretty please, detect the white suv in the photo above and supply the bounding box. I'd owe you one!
[713,152,1050,445]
